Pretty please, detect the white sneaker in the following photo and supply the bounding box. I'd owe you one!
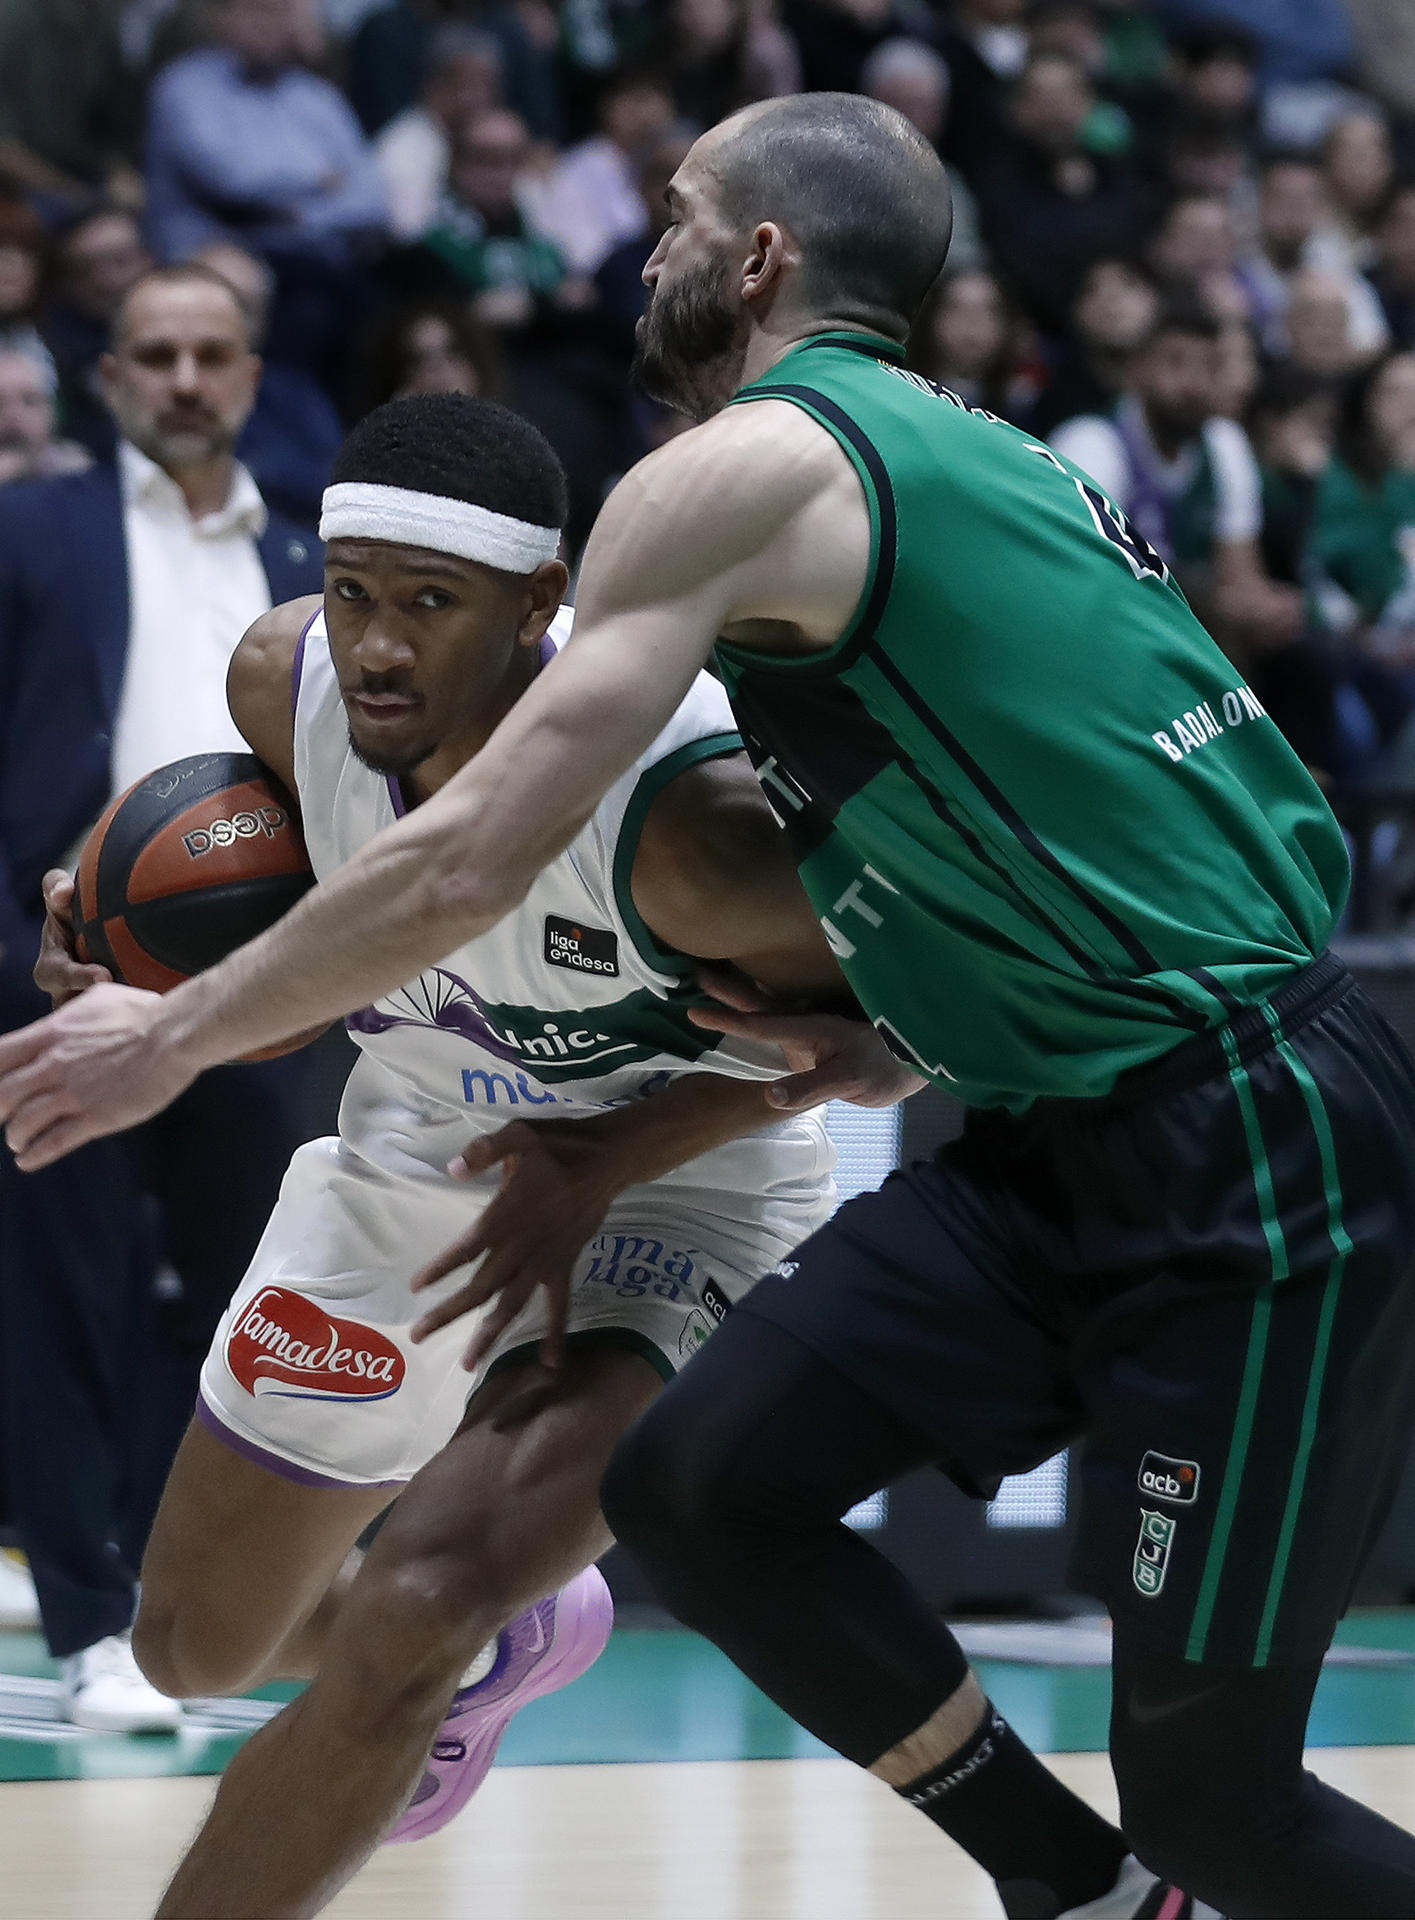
[0,1551,39,1629]
[1061,1854,1227,1919]
[60,1631,183,1734]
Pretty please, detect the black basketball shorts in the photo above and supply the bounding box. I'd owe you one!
[739,954,1415,1667]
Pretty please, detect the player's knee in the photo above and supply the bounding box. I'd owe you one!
[131,1594,264,1701]
[359,1550,505,1694]
[603,1401,780,1597]
[603,1405,719,1561]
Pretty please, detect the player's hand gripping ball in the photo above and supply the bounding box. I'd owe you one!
[70,752,319,1059]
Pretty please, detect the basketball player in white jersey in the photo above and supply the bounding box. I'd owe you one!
[35,392,914,1918]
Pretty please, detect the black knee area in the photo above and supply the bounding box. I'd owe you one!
[603,1310,981,1767]
[601,1341,797,1624]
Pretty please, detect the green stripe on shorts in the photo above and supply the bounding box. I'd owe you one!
[1184,1029,1287,1663]
[1252,1006,1353,1666]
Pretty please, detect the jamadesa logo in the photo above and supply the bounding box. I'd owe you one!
[226,1287,405,1402]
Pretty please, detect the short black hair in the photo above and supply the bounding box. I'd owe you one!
[333,393,567,532]
[1173,23,1259,68]
[1143,299,1223,349]
[708,93,953,336]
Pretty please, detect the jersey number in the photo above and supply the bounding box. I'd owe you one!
[1024,443,1170,585]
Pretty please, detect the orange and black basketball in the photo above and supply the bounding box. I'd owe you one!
[71,752,314,992]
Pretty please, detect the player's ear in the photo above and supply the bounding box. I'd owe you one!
[742,221,791,304]
[517,558,569,645]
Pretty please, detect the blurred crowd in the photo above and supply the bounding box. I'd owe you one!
[3,0,1415,787]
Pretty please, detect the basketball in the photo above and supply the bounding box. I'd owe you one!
[71,752,314,993]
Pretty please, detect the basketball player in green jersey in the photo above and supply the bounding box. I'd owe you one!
[5,91,1415,1917]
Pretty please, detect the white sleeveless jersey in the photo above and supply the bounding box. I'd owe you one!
[292,608,833,1198]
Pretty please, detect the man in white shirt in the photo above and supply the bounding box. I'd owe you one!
[1051,301,1303,650]
[0,264,322,1732]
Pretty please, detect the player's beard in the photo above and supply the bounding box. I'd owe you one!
[631,255,744,420]
[346,715,437,778]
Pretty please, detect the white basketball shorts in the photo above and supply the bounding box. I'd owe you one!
[198,1119,834,1490]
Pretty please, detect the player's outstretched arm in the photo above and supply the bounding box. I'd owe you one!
[0,407,857,1167]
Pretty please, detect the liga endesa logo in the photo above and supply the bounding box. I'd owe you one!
[226,1287,405,1402]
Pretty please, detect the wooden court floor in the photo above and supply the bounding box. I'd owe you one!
[5,1610,1415,1917]
[5,1748,1415,1919]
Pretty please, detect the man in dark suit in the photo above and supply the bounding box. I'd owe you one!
[0,263,322,1729]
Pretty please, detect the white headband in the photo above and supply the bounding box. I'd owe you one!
[319,481,561,574]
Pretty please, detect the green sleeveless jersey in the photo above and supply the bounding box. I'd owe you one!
[715,333,1349,1110]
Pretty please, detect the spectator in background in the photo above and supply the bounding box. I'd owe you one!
[1368,179,1415,349]
[1243,362,1346,775]
[0,0,142,214]
[189,240,344,525]
[1213,314,1260,419]
[348,0,560,144]
[1153,0,1353,93]
[0,265,321,1735]
[936,0,1030,187]
[1161,112,1255,226]
[419,108,570,330]
[975,51,1144,338]
[1307,350,1415,775]
[1028,0,1136,157]
[1251,363,1338,592]
[1029,252,1159,436]
[374,25,504,243]
[661,0,800,128]
[1147,190,1253,322]
[42,205,153,462]
[1137,23,1258,199]
[0,202,55,378]
[524,71,675,277]
[349,297,503,415]
[1051,302,1302,650]
[1311,350,1415,654]
[908,269,1034,421]
[859,39,986,273]
[1285,266,1368,381]
[1238,151,1389,361]
[1166,22,1259,130]
[410,101,624,539]
[0,351,91,485]
[1322,106,1395,271]
[145,0,388,265]
[780,0,891,98]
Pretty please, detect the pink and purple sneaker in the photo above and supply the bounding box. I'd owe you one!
[387,1564,614,1844]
